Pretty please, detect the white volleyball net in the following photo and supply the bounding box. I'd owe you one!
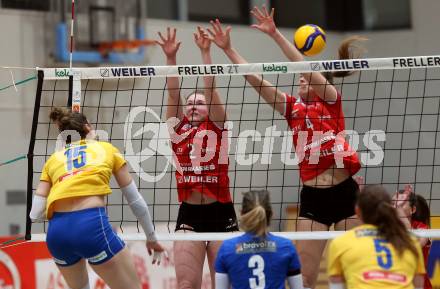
[27,56,440,241]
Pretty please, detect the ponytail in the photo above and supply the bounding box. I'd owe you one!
[240,190,273,237]
[359,185,419,258]
[323,36,368,83]
[240,205,268,237]
[49,107,89,138]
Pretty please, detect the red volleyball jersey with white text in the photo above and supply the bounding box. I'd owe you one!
[171,116,231,203]
[284,92,361,181]
[412,220,432,289]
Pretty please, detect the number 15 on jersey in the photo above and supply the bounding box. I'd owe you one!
[64,145,87,171]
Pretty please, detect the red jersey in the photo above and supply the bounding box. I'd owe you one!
[412,220,432,289]
[171,116,231,203]
[284,93,360,181]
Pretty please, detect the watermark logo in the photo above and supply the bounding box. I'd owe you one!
[124,106,181,182]
[52,106,386,183]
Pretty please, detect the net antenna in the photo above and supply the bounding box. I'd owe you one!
[68,0,81,113]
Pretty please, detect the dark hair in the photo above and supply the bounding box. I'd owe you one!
[358,185,419,258]
[49,107,89,138]
[322,35,368,84]
[406,192,431,226]
[240,190,273,237]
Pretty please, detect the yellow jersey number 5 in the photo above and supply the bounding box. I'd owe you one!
[374,239,393,270]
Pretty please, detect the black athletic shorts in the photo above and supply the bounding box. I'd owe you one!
[175,202,239,233]
[299,177,359,226]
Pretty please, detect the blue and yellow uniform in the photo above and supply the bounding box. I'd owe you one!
[328,224,426,289]
[215,232,301,289]
[41,140,127,266]
[428,240,440,287]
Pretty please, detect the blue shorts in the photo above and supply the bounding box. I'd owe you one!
[47,207,125,267]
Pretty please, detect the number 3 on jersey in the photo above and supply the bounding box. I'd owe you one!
[374,239,393,269]
[248,255,265,289]
[64,145,87,171]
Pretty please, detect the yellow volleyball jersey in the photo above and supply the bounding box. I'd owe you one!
[327,224,425,289]
[40,140,126,219]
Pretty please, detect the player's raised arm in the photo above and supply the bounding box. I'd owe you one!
[114,164,166,264]
[157,27,184,121]
[208,19,286,115]
[250,5,338,103]
[194,26,227,126]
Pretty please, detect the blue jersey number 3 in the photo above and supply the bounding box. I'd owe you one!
[374,239,393,269]
[65,145,87,171]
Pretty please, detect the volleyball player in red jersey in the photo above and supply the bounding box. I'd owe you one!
[395,185,432,289]
[157,27,237,289]
[208,6,365,288]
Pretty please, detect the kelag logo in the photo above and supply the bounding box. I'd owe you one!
[262,64,288,73]
[55,68,70,77]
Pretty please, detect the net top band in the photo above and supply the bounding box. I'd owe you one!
[39,55,440,80]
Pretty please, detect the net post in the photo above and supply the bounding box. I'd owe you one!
[66,74,73,145]
[25,70,44,241]
[69,70,82,112]
[68,74,73,108]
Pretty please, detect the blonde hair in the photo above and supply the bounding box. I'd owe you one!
[239,190,272,237]
[323,35,368,83]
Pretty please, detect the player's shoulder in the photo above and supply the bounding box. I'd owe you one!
[222,233,247,246]
[223,232,267,248]
[268,233,295,247]
[334,224,376,244]
[45,151,60,166]
[218,234,246,256]
[411,220,429,230]
[91,140,119,152]
[92,140,111,148]
[322,90,342,106]
[284,93,297,103]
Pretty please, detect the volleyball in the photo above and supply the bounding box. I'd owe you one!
[294,24,326,56]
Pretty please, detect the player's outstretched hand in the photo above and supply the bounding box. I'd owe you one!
[392,184,413,208]
[194,26,211,52]
[250,5,277,36]
[146,240,168,265]
[207,19,232,51]
[157,27,182,58]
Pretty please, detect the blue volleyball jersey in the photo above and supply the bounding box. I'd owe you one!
[215,232,301,289]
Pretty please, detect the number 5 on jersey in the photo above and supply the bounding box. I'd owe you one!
[374,239,393,269]
[65,145,87,171]
[248,255,265,289]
